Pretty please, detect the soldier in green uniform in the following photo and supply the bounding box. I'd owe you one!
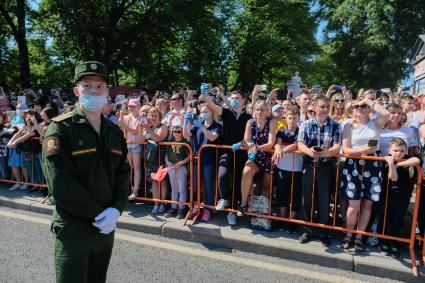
[43,61,130,283]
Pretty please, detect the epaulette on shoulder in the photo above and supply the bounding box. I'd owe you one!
[52,112,74,122]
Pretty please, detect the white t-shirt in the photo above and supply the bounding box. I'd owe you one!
[380,126,419,155]
[349,119,381,149]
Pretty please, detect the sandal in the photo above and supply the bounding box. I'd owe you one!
[236,205,248,217]
[354,238,365,252]
[340,235,352,249]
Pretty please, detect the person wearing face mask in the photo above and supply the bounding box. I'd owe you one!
[183,104,222,222]
[43,61,130,283]
[201,86,251,226]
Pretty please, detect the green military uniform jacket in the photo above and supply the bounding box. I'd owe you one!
[43,106,130,236]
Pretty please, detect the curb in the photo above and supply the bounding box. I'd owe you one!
[0,194,422,281]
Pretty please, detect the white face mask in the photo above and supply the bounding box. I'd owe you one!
[79,92,108,112]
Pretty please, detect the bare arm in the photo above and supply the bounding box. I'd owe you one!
[12,131,36,145]
[385,156,398,182]
[203,94,223,116]
[146,124,168,142]
[183,121,192,139]
[244,120,253,146]
[396,157,420,168]
[215,87,230,109]
[201,127,219,142]
[297,140,315,158]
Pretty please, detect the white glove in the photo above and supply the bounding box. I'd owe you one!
[92,207,120,235]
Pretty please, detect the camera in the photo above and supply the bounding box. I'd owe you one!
[334,85,343,92]
[276,88,288,100]
[375,90,383,99]
[206,84,217,96]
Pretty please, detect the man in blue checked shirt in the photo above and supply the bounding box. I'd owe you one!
[297,96,341,247]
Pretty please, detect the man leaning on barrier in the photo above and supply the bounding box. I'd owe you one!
[43,61,130,283]
[297,96,342,246]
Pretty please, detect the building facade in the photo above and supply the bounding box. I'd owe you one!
[410,35,425,94]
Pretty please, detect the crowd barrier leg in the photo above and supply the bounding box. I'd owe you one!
[332,162,340,226]
[189,144,424,276]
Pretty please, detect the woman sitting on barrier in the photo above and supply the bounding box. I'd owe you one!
[340,96,389,252]
[119,98,145,200]
[183,104,222,222]
[143,107,169,213]
[237,100,276,216]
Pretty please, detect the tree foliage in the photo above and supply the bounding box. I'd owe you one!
[0,0,424,93]
[317,0,425,89]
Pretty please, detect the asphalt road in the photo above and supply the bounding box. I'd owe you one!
[0,207,406,283]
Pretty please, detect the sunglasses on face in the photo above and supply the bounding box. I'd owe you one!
[353,104,368,110]
[307,110,315,114]
[334,99,345,103]
[173,130,183,134]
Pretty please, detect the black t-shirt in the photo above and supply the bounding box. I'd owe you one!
[221,108,251,145]
[382,155,417,192]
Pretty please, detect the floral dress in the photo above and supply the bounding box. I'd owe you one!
[250,118,272,172]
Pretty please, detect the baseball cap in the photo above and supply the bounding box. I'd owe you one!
[128,98,140,107]
[74,61,108,83]
[272,104,283,112]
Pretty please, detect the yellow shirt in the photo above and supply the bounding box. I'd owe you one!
[276,118,287,133]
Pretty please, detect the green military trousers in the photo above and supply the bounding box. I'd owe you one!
[54,230,114,283]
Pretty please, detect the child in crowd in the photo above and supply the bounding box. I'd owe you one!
[119,98,145,200]
[379,138,420,256]
[271,104,287,133]
[272,109,303,233]
[164,122,190,219]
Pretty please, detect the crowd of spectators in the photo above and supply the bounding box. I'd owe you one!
[0,83,424,256]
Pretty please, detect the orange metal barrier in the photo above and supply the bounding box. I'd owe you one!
[196,144,423,276]
[130,141,194,225]
[0,139,47,190]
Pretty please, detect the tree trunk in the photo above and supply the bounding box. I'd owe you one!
[0,0,31,88]
[16,0,30,88]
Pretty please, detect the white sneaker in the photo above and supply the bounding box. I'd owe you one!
[216,199,229,211]
[152,205,159,214]
[9,184,22,191]
[19,184,29,191]
[227,212,237,226]
[158,204,166,213]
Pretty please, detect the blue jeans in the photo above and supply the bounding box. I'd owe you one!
[193,161,216,206]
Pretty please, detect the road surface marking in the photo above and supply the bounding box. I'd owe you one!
[0,209,367,283]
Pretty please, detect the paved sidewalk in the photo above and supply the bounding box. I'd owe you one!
[0,185,423,281]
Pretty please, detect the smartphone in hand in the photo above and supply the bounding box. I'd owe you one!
[367,140,378,147]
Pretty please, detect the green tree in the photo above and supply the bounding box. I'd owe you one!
[318,0,425,89]
[228,0,317,92]
[0,0,31,88]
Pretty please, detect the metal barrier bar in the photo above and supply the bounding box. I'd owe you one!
[0,138,47,189]
[130,141,194,226]
[196,144,423,276]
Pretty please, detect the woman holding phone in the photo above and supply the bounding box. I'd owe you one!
[340,96,389,251]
